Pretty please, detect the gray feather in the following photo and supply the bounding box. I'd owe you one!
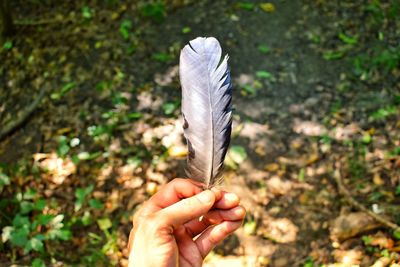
[179,37,232,188]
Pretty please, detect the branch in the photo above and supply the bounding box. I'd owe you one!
[0,87,46,141]
[333,167,400,232]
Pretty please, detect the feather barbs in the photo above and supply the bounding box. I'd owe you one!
[179,37,233,189]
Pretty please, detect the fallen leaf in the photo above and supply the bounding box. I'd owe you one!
[168,145,187,158]
[330,212,382,241]
[306,153,319,165]
[373,173,385,186]
[265,163,279,172]
[260,3,275,13]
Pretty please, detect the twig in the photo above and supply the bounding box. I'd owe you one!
[0,87,46,141]
[14,16,74,26]
[14,18,61,26]
[333,167,400,232]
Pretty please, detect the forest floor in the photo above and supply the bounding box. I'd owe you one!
[1,0,400,266]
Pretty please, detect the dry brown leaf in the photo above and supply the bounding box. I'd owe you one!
[33,153,76,185]
[261,217,298,243]
[333,249,363,265]
[330,212,382,242]
[265,163,279,172]
[368,232,394,249]
[306,153,319,165]
[373,173,385,185]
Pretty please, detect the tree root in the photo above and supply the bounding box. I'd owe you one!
[0,87,46,141]
[333,167,400,232]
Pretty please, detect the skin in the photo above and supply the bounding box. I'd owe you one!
[127,178,246,267]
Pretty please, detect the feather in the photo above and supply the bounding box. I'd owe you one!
[179,37,233,188]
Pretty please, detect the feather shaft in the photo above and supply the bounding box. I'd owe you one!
[179,37,232,188]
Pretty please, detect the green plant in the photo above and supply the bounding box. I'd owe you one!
[140,1,165,23]
[119,19,132,40]
[162,102,179,115]
[370,106,397,121]
[50,82,76,100]
[1,189,71,256]
[236,2,255,11]
[257,44,270,54]
[81,6,93,20]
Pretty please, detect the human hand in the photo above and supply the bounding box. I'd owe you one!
[127,178,245,267]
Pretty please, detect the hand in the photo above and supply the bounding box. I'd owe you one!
[127,178,245,267]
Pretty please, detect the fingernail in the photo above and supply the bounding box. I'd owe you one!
[198,190,214,204]
[225,193,239,202]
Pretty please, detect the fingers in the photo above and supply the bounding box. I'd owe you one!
[136,178,204,218]
[185,205,245,237]
[157,190,216,228]
[214,191,240,209]
[195,220,243,258]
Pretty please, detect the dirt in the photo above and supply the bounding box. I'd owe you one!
[1,0,399,266]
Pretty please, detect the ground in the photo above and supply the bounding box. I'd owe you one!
[0,0,399,266]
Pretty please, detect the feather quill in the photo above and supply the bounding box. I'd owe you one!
[179,37,233,188]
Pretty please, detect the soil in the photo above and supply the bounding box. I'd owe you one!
[1,0,399,266]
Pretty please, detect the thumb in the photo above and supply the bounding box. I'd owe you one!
[157,190,216,228]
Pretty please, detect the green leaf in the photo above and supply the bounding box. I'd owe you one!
[243,220,257,235]
[362,235,372,244]
[37,214,55,226]
[32,258,46,267]
[303,257,315,267]
[323,50,345,60]
[97,218,112,231]
[24,188,37,200]
[51,83,76,100]
[0,172,10,189]
[12,214,30,228]
[10,227,29,247]
[47,229,72,241]
[152,53,173,62]
[298,168,305,182]
[89,199,104,210]
[237,2,255,10]
[370,106,397,120]
[20,201,34,214]
[119,19,132,40]
[128,112,142,120]
[77,151,101,161]
[227,146,247,165]
[75,185,94,211]
[127,157,142,169]
[395,185,400,196]
[362,133,372,144]
[162,102,178,115]
[82,6,93,19]
[26,236,44,253]
[182,27,191,34]
[241,84,256,95]
[381,249,390,258]
[338,32,358,45]
[257,45,270,54]
[3,41,13,50]
[393,230,400,240]
[255,70,273,79]
[82,210,92,226]
[389,147,400,156]
[140,2,165,22]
